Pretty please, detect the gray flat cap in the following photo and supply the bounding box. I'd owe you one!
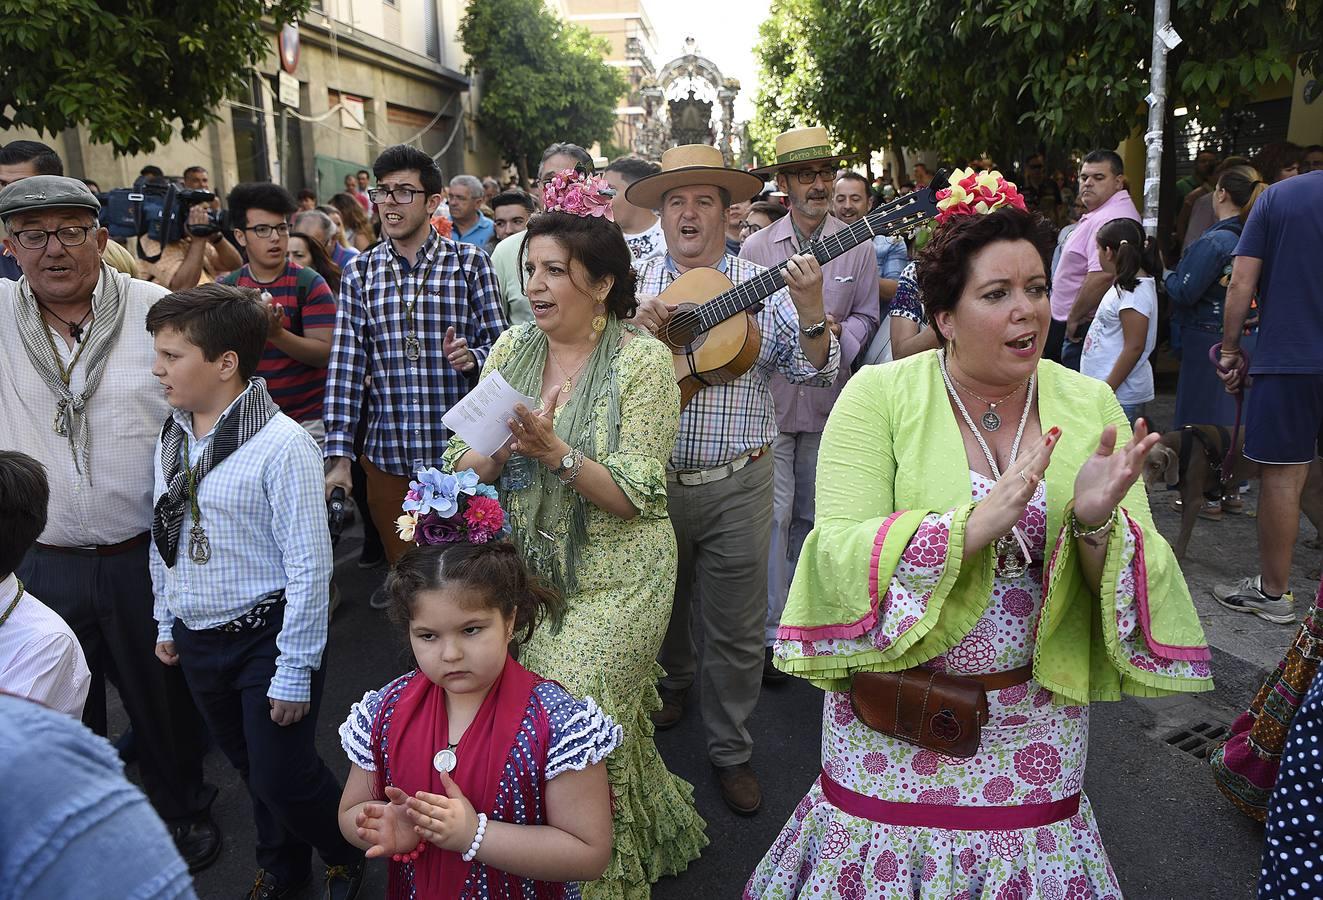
[0,175,101,221]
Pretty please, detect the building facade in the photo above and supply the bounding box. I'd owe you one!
[1,0,505,200]
[561,0,659,156]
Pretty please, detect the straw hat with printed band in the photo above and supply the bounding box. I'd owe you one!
[750,126,862,177]
[624,144,764,210]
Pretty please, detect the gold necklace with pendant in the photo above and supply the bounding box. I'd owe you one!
[548,346,592,395]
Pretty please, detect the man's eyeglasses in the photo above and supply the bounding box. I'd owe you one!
[241,223,291,239]
[368,187,421,204]
[739,221,762,234]
[11,225,97,251]
[789,167,839,185]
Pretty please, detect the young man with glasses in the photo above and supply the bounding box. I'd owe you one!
[323,145,506,602]
[0,175,220,871]
[743,127,880,687]
[220,182,337,439]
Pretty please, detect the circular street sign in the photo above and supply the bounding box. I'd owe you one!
[279,23,300,74]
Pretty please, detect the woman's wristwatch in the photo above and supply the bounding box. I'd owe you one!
[554,449,585,485]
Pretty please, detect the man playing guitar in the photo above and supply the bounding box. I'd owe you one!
[629,144,840,817]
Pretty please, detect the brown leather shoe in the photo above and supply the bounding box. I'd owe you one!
[650,685,686,730]
[715,762,762,816]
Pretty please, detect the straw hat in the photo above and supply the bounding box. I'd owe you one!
[751,126,862,177]
[624,144,765,210]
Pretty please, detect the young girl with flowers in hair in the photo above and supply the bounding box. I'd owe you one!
[1080,218,1160,425]
[336,469,621,899]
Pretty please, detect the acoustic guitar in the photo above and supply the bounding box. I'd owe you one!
[657,174,946,409]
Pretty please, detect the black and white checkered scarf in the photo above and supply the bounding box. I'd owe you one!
[151,378,279,567]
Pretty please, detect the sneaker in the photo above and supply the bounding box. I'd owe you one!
[1212,575,1296,624]
[1221,495,1246,515]
[244,868,310,900]
[369,585,391,610]
[322,859,365,900]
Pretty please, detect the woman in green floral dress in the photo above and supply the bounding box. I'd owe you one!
[443,170,707,900]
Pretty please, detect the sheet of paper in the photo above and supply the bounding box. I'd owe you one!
[441,371,539,458]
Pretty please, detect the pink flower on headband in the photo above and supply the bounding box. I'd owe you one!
[543,168,616,222]
[935,167,1027,224]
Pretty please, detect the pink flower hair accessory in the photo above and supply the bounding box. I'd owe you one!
[396,467,509,546]
[935,167,1027,225]
[542,166,616,222]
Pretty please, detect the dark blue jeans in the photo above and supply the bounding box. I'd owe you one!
[173,607,358,882]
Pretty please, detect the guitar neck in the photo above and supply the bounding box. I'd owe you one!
[691,186,941,335]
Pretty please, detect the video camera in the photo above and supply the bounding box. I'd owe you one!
[98,181,230,262]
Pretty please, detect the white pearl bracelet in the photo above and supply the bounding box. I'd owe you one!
[461,812,487,862]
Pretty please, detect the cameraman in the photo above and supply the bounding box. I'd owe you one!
[138,199,241,290]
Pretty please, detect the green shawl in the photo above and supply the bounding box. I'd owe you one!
[497,318,624,602]
[778,350,1213,704]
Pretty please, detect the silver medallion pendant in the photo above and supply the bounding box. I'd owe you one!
[994,533,1027,578]
[432,748,457,774]
[188,523,212,565]
[981,410,1002,432]
[404,334,422,361]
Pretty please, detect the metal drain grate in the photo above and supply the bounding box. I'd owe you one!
[1165,721,1231,760]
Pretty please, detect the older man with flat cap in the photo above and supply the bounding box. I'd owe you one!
[630,145,840,815]
[0,175,219,870]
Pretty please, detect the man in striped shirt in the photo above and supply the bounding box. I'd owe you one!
[627,145,840,816]
[221,182,336,437]
[323,145,506,591]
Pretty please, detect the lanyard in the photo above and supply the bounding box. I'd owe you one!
[180,434,212,564]
[386,249,441,362]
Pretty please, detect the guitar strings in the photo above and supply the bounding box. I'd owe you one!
[661,193,931,341]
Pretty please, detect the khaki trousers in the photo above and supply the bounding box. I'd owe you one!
[360,457,414,565]
[659,452,774,767]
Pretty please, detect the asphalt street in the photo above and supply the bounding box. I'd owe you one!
[121,373,1287,899]
[150,515,1267,900]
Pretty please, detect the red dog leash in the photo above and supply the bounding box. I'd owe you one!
[1208,342,1252,490]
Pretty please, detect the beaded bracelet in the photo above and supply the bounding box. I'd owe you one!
[391,840,427,863]
[461,812,488,862]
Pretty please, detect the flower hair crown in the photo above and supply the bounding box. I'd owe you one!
[397,468,509,546]
[935,167,1027,225]
[543,165,616,222]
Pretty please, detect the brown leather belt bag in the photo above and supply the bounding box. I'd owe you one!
[850,665,1032,759]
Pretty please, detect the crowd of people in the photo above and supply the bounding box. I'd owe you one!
[0,127,1319,900]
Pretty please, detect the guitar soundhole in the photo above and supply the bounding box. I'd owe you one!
[930,709,962,743]
[660,303,706,353]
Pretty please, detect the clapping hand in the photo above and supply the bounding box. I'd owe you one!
[965,428,1059,557]
[508,403,568,468]
[358,786,419,859]
[443,326,477,372]
[406,771,480,854]
[1072,418,1161,526]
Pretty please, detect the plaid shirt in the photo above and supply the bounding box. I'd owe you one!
[324,229,507,475]
[636,254,839,471]
[149,386,331,703]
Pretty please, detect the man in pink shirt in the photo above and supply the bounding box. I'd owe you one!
[1051,149,1140,369]
[741,127,880,682]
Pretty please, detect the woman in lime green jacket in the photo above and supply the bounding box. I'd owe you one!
[747,194,1210,899]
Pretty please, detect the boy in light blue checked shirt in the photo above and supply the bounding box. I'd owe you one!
[146,284,365,899]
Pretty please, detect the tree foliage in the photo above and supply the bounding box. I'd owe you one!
[754,0,1322,165]
[0,0,310,156]
[460,0,628,178]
